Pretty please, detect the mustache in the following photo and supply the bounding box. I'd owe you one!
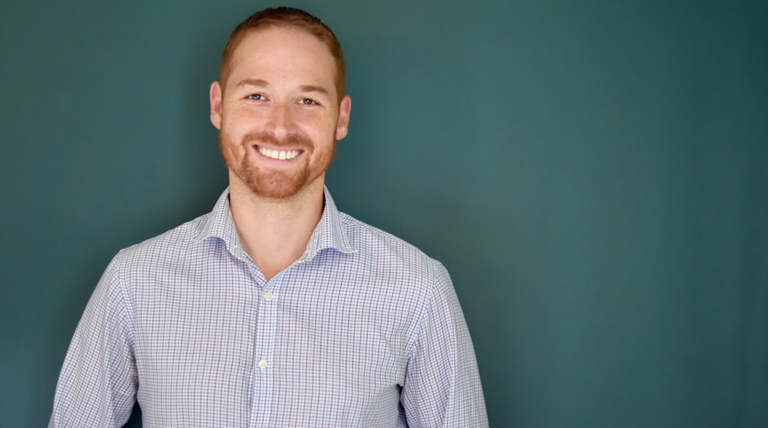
[242,131,311,148]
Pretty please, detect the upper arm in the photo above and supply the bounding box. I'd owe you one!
[400,262,488,427]
[50,252,138,428]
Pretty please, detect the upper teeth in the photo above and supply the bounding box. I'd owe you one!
[258,147,300,160]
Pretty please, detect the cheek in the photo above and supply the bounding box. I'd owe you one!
[223,116,248,136]
[223,104,263,129]
[296,107,337,129]
[315,120,341,146]
[219,129,245,160]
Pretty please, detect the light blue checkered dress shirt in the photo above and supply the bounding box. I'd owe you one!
[50,187,488,427]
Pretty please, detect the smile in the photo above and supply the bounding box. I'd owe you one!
[256,145,302,160]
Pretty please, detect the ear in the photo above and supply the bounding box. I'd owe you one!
[210,81,223,130]
[335,95,351,141]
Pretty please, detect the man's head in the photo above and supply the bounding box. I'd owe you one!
[220,7,346,104]
[210,7,351,200]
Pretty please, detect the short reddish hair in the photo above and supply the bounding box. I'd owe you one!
[220,7,346,102]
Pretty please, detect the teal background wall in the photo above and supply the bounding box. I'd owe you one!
[1,0,766,426]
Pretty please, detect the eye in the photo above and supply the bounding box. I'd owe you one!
[300,98,319,105]
[247,94,264,101]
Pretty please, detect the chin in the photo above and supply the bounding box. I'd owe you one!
[241,166,314,199]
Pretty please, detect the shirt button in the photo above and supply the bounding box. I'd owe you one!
[264,291,274,302]
[258,359,268,370]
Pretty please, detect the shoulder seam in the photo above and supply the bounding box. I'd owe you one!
[406,259,439,360]
[114,250,136,351]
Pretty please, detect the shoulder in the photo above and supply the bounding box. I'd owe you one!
[80,213,213,320]
[338,212,445,285]
[113,212,213,272]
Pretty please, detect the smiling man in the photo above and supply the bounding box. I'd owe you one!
[50,7,487,427]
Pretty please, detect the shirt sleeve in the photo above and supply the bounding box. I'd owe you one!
[401,262,489,427]
[49,251,138,428]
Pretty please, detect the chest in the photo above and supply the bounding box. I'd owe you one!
[129,258,418,426]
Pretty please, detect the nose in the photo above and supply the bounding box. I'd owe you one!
[264,102,295,141]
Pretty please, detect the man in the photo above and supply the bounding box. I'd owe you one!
[50,7,487,427]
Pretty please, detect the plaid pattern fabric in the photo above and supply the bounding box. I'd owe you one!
[50,187,488,427]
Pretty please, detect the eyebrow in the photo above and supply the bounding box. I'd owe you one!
[299,85,329,96]
[235,79,330,97]
[236,78,270,88]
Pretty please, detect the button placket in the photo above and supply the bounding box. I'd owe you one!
[250,278,280,427]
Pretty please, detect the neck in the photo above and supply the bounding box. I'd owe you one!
[228,171,325,281]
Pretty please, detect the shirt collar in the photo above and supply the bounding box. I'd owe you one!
[303,186,357,258]
[194,186,356,261]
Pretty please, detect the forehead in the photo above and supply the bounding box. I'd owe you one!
[226,26,337,91]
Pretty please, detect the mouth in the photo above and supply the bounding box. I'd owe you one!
[253,144,304,161]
